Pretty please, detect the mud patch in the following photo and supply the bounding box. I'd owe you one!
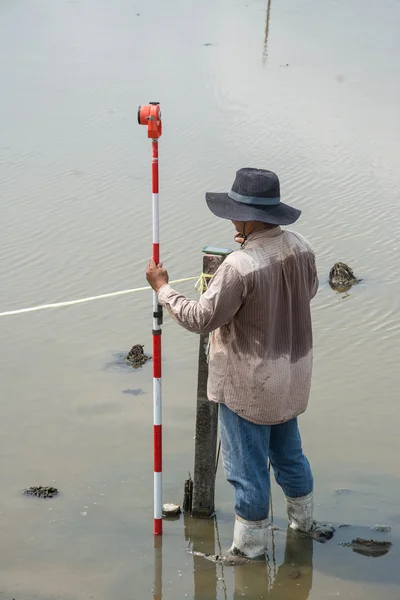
[341,537,392,557]
[122,388,145,396]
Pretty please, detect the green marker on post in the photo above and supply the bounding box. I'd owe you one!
[202,246,232,256]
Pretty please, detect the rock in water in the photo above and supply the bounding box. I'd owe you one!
[125,344,151,369]
[329,262,361,292]
[24,486,59,499]
[162,503,181,518]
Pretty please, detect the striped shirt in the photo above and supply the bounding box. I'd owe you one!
[158,227,318,425]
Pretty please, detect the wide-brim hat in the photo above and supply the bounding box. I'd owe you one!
[205,167,301,225]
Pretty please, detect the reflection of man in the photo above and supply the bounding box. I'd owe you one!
[234,528,313,600]
[185,517,314,600]
[147,168,333,559]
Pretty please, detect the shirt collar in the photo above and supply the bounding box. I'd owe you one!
[244,227,282,247]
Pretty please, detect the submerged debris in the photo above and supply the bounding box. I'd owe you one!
[341,537,392,557]
[329,262,361,292]
[288,569,301,580]
[125,344,151,369]
[307,523,335,543]
[122,388,145,396]
[371,525,392,533]
[189,550,254,566]
[23,486,59,499]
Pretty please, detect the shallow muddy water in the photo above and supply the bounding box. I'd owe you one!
[1,0,400,598]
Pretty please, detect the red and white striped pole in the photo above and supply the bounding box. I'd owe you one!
[138,103,163,535]
[151,136,162,536]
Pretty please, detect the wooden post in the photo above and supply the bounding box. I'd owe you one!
[191,252,226,518]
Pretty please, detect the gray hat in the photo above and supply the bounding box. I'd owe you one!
[206,167,301,225]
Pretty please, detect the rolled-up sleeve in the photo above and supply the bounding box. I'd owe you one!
[157,261,245,334]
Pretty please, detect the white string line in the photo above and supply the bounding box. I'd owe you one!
[0,276,199,318]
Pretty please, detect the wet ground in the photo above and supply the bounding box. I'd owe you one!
[1,0,400,598]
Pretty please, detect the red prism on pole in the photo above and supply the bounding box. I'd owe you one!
[138,102,163,535]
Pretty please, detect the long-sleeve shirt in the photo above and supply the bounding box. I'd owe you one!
[158,227,318,425]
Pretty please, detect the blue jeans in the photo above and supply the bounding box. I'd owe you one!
[219,403,314,522]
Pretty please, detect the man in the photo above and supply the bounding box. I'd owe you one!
[146,167,333,558]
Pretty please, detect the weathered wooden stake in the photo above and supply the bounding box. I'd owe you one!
[183,474,193,514]
[191,252,226,518]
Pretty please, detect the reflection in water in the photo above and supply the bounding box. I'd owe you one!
[262,0,273,66]
[185,515,218,600]
[234,529,313,600]
[328,281,354,297]
[153,536,162,600]
[181,514,313,600]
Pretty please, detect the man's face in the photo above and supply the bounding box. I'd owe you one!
[231,220,244,233]
[231,220,245,244]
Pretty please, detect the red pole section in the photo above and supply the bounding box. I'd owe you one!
[152,141,160,265]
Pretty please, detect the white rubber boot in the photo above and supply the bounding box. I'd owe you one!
[229,514,270,559]
[286,492,335,542]
[286,492,314,532]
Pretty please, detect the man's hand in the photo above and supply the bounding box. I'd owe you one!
[146,259,169,293]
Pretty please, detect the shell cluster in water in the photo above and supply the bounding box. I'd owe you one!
[329,262,360,292]
[125,344,151,369]
[23,486,59,499]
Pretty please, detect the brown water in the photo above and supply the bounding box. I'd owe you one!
[1,0,400,598]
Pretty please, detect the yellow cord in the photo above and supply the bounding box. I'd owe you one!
[194,273,213,294]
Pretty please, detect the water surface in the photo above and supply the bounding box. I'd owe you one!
[1,0,400,598]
